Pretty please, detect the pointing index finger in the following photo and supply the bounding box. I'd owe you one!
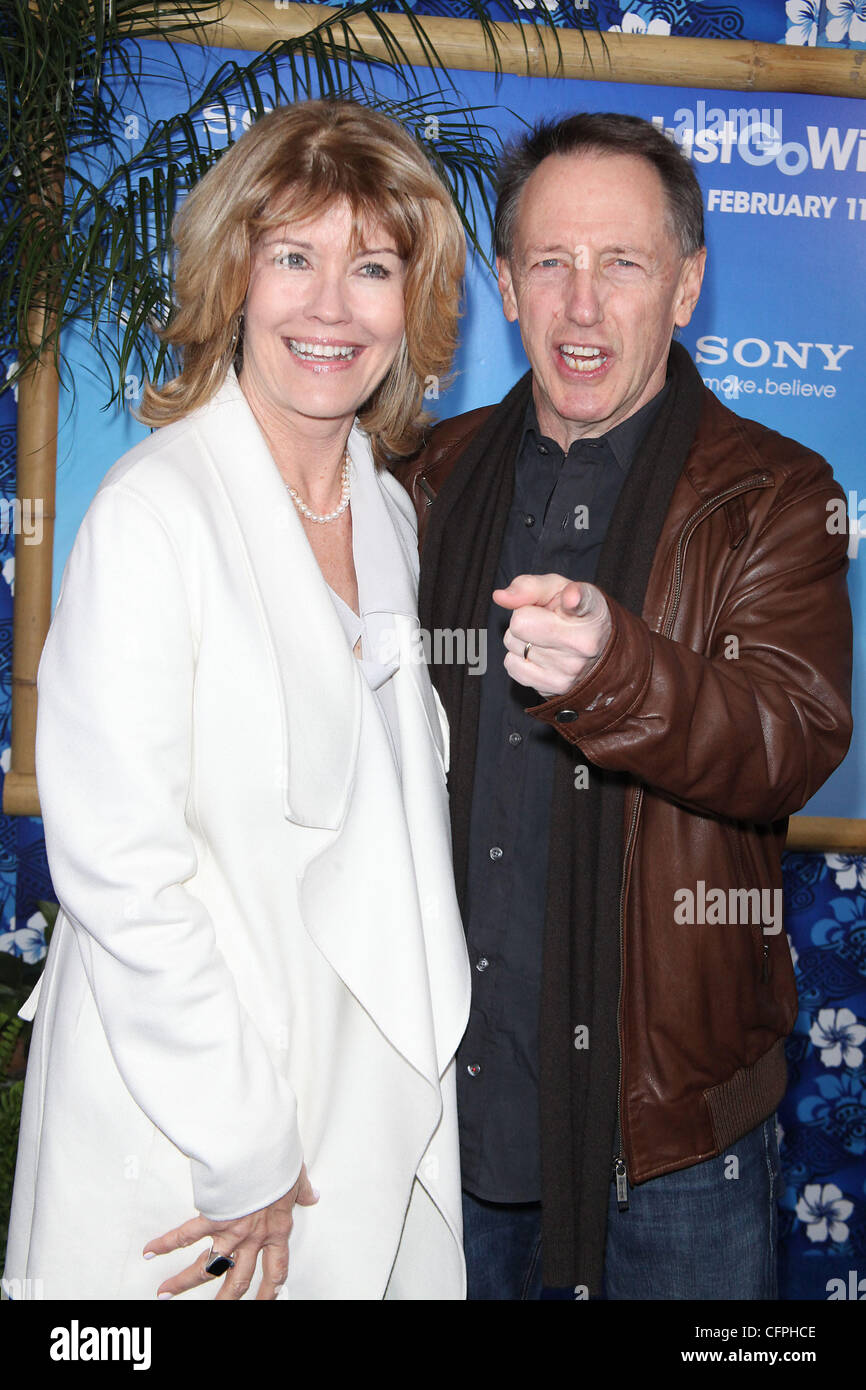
[494,574,571,610]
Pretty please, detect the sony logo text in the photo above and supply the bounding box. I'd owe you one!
[696,339,851,372]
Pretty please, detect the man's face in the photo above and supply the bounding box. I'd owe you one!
[498,151,706,449]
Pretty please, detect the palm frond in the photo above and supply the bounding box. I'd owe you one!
[1,1,599,403]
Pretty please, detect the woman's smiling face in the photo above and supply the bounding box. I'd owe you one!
[239,198,406,436]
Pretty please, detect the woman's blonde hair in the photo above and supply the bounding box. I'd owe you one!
[139,100,466,460]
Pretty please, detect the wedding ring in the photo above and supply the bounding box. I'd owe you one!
[523,642,532,661]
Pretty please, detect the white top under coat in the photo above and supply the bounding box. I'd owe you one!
[325,443,403,775]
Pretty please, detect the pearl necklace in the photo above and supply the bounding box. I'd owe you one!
[287,450,351,524]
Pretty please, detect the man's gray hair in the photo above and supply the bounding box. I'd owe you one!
[494,112,705,262]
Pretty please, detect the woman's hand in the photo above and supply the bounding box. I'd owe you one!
[143,1163,318,1300]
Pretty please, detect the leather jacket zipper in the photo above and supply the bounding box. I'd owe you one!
[662,474,773,642]
[611,471,773,1206]
[613,785,643,1211]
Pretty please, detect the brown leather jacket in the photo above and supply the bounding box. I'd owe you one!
[396,383,853,1184]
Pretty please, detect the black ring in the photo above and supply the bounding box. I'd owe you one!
[205,1251,236,1277]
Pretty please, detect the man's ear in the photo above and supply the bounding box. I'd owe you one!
[497,256,519,324]
[674,247,706,329]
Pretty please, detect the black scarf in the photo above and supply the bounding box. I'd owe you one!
[420,342,705,1290]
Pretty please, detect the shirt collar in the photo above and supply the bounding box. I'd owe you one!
[520,378,670,475]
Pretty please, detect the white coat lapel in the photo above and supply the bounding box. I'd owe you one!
[195,372,360,831]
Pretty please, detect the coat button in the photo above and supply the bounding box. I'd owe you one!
[489,846,503,861]
[555,709,579,723]
[508,731,522,746]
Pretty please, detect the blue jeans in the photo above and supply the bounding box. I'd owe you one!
[462,1116,780,1300]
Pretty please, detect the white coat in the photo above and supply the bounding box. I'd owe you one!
[4,373,471,1300]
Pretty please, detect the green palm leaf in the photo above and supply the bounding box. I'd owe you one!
[2,1,593,403]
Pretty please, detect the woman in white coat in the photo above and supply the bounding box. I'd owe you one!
[5,100,470,1300]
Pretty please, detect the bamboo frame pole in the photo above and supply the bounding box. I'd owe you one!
[154,2,866,98]
[3,299,58,817]
[4,144,62,820]
[784,817,866,853]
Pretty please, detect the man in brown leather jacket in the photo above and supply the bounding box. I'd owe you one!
[399,112,853,1300]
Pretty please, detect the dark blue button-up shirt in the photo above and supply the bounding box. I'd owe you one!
[458,386,667,1202]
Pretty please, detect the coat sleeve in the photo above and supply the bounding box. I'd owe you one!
[35,480,305,1221]
[531,469,853,823]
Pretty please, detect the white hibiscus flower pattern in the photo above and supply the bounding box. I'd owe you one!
[809,1007,866,1068]
[0,910,49,964]
[825,853,866,892]
[609,10,671,32]
[826,0,866,41]
[785,0,820,43]
[795,1183,854,1243]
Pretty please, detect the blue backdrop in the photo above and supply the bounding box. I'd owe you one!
[50,56,866,820]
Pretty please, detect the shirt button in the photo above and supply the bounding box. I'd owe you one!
[476,956,489,972]
[537,443,549,455]
[467,1063,482,1077]
[524,513,535,528]
[489,846,503,861]
[508,731,522,747]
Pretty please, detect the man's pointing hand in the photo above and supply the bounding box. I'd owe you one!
[494,574,612,696]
